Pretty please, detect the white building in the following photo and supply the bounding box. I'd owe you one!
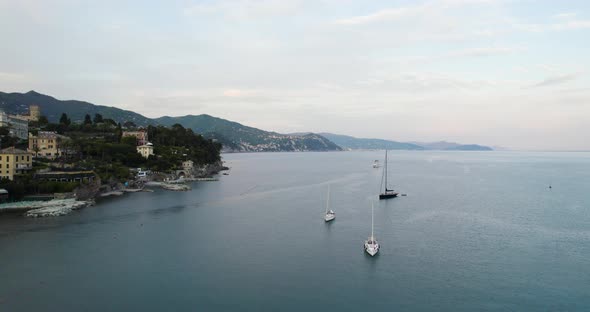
[0,111,28,140]
[137,143,154,159]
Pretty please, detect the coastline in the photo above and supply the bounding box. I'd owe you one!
[0,161,229,217]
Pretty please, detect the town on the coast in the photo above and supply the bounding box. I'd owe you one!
[0,105,226,217]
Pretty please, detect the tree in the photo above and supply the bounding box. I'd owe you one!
[103,118,117,127]
[123,121,136,129]
[32,144,40,158]
[38,115,49,126]
[115,123,123,142]
[59,113,71,126]
[84,114,92,125]
[93,113,104,124]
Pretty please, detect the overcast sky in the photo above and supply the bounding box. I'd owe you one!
[1,0,589,150]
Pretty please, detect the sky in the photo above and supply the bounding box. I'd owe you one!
[1,0,589,150]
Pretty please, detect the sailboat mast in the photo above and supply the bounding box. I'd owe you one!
[371,200,374,238]
[384,150,388,191]
[326,185,330,214]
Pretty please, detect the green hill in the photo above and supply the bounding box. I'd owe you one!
[412,141,494,151]
[156,115,342,152]
[319,133,424,150]
[0,90,154,126]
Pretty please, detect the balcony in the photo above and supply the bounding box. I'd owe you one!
[16,164,32,170]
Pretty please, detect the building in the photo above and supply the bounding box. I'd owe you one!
[0,147,33,180]
[122,130,148,145]
[182,160,194,171]
[179,160,195,177]
[137,143,154,159]
[34,170,96,183]
[14,105,41,122]
[28,131,69,159]
[0,111,29,140]
[29,105,40,121]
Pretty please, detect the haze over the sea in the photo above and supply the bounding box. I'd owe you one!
[1,0,589,150]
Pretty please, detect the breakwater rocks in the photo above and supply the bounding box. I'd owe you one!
[0,199,94,217]
[195,161,228,178]
[145,182,191,191]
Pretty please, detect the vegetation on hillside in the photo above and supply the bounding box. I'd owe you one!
[0,91,154,125]
[0,113,221,200]
[156,114,342,152]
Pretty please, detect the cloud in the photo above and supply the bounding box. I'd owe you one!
[531,72,583,88]
[183,0,302,20]
[223,89,262,98]
[334,0,497,25]
[446,46,521,58]
[552,20,590,30]
[553,12,577,19]
[515,19,590,32]
[334,6,422,25]
[0,72,28,81]
[396,46,522,66]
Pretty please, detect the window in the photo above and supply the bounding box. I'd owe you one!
[27,156,29,161]
[21,156,24,160]
[6,164,9,168]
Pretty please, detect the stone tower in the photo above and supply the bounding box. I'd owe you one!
[29,105,40,121]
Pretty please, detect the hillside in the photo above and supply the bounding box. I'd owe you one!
[0,91,491,152]
[412,141,493,151]
[320,133,424,150]
[0,91,154,126]
[156,115,342,152]
[322,134,493,151]
[443,144,493,151]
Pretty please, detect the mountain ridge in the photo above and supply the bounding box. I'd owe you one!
[0,90,493,152]
[0,90,155,126]
[322,134,493,151]
[156,115,342,152]
[320,133,425,150]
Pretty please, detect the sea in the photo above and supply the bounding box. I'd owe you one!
[1,151,589,311]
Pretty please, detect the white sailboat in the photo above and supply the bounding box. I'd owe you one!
[364,201,379,256]
[324,185,335,222]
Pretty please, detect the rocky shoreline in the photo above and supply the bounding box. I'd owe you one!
[0,161,229,218]
[0,198,94,217]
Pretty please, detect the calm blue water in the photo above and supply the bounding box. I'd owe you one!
[1,151,590,311]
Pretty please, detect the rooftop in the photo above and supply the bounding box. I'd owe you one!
[0,147,31,155]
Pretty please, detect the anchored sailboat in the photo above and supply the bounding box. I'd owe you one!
[379,150,399,199]
[324,185,335,222]
[364,200,379,256]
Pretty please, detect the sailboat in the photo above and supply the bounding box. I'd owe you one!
[372,160,380,168]
[379,150,399,199]
[364,200,379,256]
[324,185,335,222]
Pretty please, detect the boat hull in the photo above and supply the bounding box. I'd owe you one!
[379,192,398,199]
[364,243,379,256]
[324,214,335,222]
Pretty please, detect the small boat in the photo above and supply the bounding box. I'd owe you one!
[372,160,380,168]
[324,185,335,222]
[379,150,399,199]
[364,201,379,256]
